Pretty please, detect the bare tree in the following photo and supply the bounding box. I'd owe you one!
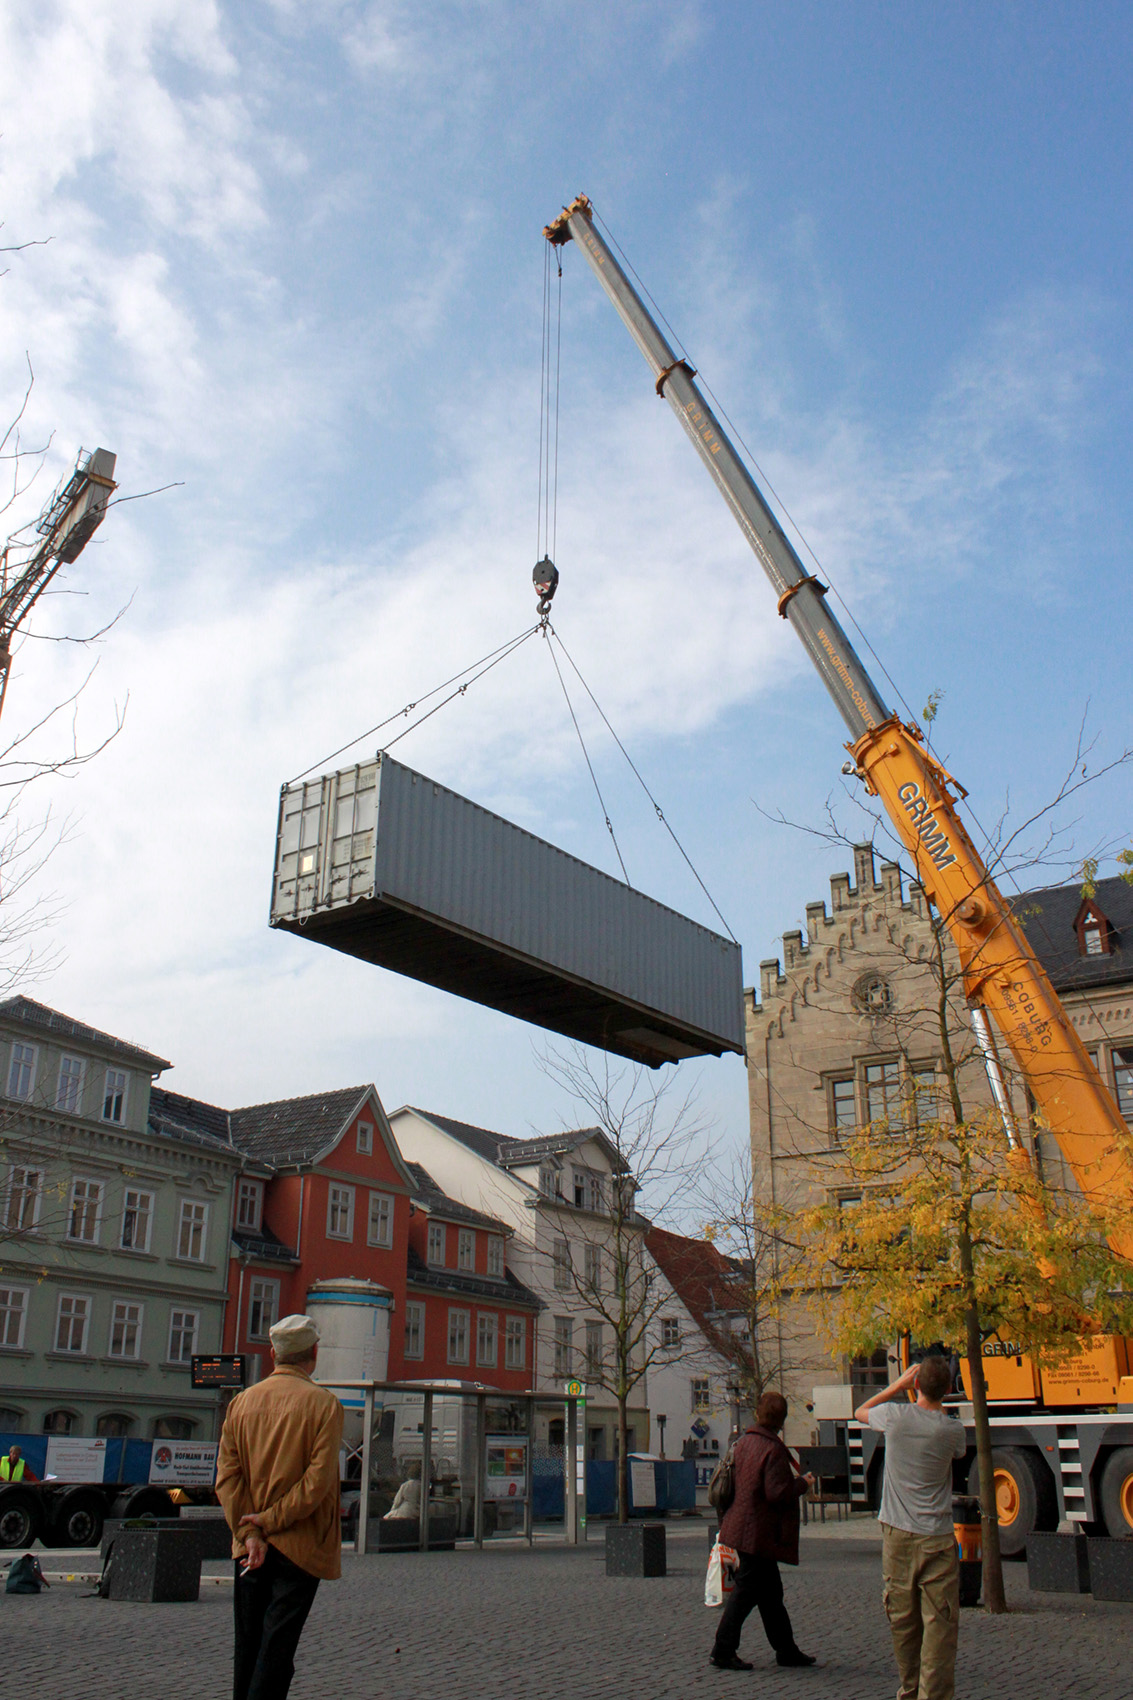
[536,1043,710,1522]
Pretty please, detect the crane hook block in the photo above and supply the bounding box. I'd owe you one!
[533,556,559,617]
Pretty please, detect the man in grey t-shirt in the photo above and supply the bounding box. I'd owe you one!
[856,1359,968,1700]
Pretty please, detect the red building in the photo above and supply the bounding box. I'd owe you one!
[149,1085,539,1391]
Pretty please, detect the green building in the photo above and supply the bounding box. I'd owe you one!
[0,997,241,1441]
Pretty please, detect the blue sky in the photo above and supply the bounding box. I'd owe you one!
[0,1,1129,1158]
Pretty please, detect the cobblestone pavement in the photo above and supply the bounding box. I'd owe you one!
[6,1528,1130,1700]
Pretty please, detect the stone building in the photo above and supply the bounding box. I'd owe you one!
[746,846,1133,1432]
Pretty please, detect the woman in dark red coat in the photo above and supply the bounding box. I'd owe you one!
[710,1391,817,1671]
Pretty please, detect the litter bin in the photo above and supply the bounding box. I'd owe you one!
[952,1494,982,1608]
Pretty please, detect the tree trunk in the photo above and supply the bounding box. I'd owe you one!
[617,1386,630,1524]
[961,1281,1007,1611]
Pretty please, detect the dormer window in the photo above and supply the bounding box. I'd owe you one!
[1074,898,1114,958]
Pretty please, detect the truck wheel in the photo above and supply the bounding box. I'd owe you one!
[113,1487,176,1520]
[0,1488,41,1549]
[1099,1448,1133,1537]
[967,1448,1055,1557]
[44,1488,105,1548]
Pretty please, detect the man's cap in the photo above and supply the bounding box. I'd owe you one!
[270,1314,320,1355]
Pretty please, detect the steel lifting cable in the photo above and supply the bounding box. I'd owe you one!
[544,620,739,943]
[286,624,541,784]
[543,626,631,887]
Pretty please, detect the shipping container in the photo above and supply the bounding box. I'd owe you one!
[270,754,744,1066]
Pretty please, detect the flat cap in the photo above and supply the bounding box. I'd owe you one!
[270,1313,320,1356]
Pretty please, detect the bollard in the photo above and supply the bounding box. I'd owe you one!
[952,1494,982,1608]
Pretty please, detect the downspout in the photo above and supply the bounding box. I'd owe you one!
[234,1256,248,1349]
[295,1174,305,1259]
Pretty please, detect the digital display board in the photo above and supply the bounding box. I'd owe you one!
[191,1354,247,1389]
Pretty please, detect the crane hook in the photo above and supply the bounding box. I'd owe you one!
[533,556,559,619]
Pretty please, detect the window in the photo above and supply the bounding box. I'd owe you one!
[458,1228,475,1271]
[0,1407,24,1431]
[236,1180,263,1232]
[852,1347,891,1388]
[1114,1048,1133,1121]
[326,1184,354,1241]
[691,1378,711,1412]
[427,1222,446,1266]
[486,1235,504,1279]
[43,1409,76,1435]
[573,1168,603,1212]
[447,1308,469,1365]
[368,1191,394,1248]
[864,1060,902,1126]
[56,1054,85,1114]
[7,1042,36,1101]
[177,1199,209,1261]
[505,1316,526,1370]
[247,1279,279,1342]
[911,1068,939,1126]
[404,1301,424,1360]
[553,1316,573,1378]
[477,1312,498,1368]
[356,1120,373,1155]
[1084,922,1104,955]
[120,1188,153,1252]
[96,1413,134,1437]
[553,1238,572,1291]
[539,1165,562,1198]
[5,1166,42,1232]
[109,1300,143,1360]
[585,1320,603,1378]
[830,1075,856,1137]
[661,1316,680,1349]
[102,1068,129,1123]
[168,1309,199,1363]
[153,1416,195,1439]
[583,1244,602,1294]
[55,1293,90,1354]
[68,1178,103,1244]
[0,1286,28,1348]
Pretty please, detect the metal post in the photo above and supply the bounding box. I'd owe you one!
[577,1395,587,1542]
[565,1395,577,1545]
[474,1394,486,1549]
[355,1383,375,1556]
[524,1396,534,1547]
[420,1391,433,1553]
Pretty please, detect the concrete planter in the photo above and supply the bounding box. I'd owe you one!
[1087,1538,1133,1602]
[1026,1532,1090,1594]
[605,1522,666,1577]
[105,1527,201,1602]
[102,1515,233,1563]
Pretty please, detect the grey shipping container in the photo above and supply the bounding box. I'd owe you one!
[270,753,744,1067]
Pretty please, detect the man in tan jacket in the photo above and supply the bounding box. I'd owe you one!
[217,1314,343,1700]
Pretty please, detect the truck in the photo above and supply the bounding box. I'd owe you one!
[0,1432,219,1549]
[542,193,1133,1547]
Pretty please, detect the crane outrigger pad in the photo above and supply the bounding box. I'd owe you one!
[270,753,744,1067]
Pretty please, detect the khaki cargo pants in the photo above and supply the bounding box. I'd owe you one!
[881,1524,960,1700]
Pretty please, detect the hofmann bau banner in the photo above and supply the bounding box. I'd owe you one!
[148,1440,218,1486]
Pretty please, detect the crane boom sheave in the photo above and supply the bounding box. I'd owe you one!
[545,195,1133,1255]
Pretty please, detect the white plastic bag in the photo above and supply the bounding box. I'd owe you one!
[704,1539,738,1607]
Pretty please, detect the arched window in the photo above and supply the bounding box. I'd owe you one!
[152,1415,195,1440]
[43,1409,78,1435]
[96,1412,135,1438]
[0,1407,25,1433]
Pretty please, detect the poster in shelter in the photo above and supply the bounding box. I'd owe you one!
[149,1440,219,1486]
[485,1439,527,1500]
[630,1458,657,1508]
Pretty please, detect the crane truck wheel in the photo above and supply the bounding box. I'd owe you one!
[967,1448,1056,1557]
[1099,1448,1133,1537]
[111,1486,176,1520]
[0,1487,41,1549]
[43,1488,106,1548]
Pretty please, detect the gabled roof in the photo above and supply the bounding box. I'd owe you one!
[0,996,171,1073]
[405,1244,542,1310]
[1012,873,1132,993]
[401,1107,513,1163]
[228,1086,374,1167]
[646,1225,749,1346]
[405,1161,511,1234]
[499,1125,628,1174]
[150,1086,234,1151]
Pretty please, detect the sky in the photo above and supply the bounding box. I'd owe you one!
[0,0,1129,1166]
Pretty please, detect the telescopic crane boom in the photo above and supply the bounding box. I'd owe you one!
[545,194,1133,1255]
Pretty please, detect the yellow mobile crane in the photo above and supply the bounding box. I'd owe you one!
[544,195,1133,1546]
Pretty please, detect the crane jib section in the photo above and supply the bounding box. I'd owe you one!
[546,193,1133,1245]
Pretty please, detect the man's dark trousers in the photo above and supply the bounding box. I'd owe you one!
[233,1545,320,1700]
[712,1550,797,1661]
